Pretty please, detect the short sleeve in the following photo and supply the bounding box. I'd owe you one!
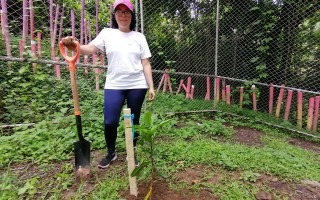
[140,34,151,59]
[90,28,109,52]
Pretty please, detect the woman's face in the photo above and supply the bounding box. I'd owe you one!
[114,4,132,30]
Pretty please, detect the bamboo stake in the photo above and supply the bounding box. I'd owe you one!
[312,96,319,132]
[307,97,314,131]
[37,32,42,57]
[252,85,257,111]
[269,84,274,114]
[205,77,210,100]
[239,87,244,109]
[123,108,138,197]
[190,85,195,99]
[226,85,231,105]
[1,0,12,57]
[215,76,220,104]
[284,90,293,121]
[275,84,285,118]
[221,79,226,101]
[297,91,303,129]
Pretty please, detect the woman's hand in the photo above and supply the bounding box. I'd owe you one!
[61,36,79,51]
[148,88,155,101]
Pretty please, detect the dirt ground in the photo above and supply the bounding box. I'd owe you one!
[121,126,320,200]
[3,126,320,200]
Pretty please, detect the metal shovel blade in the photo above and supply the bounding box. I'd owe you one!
[74,139,91,168]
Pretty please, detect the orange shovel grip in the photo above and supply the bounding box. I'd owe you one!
[59,41,80,71]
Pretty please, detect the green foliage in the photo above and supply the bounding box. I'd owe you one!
[0,172,18,200]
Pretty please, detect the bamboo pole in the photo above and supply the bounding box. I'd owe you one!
[252,85,257,111]
[226,85,231,105]
[215,77,220,104]
[307,97,315,131]
[221,79,226,101]
[275,84,285,118]
[297,91,303,129]
[269,84,274,114]
[205,77,210,100]
[312,96,319,132]
[239,87,244,109]
[1,0,12,57]
[123,108,138,197]
[284,90,293,121]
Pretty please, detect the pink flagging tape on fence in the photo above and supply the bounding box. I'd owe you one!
[269,84,274,114]
[313,96,320,131]
[284,90,293,121]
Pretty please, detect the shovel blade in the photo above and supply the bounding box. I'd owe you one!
[74,140,91,169]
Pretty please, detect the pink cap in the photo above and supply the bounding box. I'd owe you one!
[113,0,134,12]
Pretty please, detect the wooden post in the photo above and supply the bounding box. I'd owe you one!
[123,108,138,197]
[205,77,210,100]
[284,90,293,121]
[226,85,231,105]
[157,74,165,93]
[312,96,319,132]
[190,85,194,99]
[239,87,244,109]
[252,85,257,111]
[221,79,226,102]
[297,91,303,129]
[269,84,274,114]
[176,80,184,94]
[54,57,61,80]
[186,77,192,99]
[307,97,314,131]
[215,77,220,103]
[275,84,285,118]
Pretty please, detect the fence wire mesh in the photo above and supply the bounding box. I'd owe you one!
[0,0,319,133]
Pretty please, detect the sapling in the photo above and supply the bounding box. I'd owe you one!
[131,111,171,199]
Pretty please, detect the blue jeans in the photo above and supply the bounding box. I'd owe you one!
[104,89,147,153]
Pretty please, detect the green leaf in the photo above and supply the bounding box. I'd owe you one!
[131,161,149,177]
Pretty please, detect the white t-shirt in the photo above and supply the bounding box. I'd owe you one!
[91,28,151,89]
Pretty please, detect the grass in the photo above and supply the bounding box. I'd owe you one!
[1,92,320,199]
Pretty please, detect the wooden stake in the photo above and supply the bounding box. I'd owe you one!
[215,77,220,103]
[297,91,303,129]
[226,85,231,105]
[284,90,293,121]
[123,108,138,197]
[275,84,285,118]
[307,97,314,131]
[239,87,244,109]
[269,84,274,114]
[252,85,257,111]
[313,96,319,132]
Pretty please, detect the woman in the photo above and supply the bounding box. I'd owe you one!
[62,0,155,169]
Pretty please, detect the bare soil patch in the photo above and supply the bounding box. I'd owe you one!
[288,138,320,154]
[232,126,264,147]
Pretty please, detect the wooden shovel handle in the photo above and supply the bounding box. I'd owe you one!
[59,41,81,116]
[58,41,80,72]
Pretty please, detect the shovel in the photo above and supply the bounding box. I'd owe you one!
[59,41,91,177]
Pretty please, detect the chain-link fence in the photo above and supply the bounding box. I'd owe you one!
[1,0,319,134]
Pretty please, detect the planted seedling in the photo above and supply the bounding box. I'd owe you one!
[131,111,171,199]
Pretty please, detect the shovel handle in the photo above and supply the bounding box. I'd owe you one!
[58,41,80,72]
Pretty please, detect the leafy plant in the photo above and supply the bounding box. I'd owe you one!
[131,111,171,199]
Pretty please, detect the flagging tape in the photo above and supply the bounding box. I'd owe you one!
[124,114,135,139]
[74,111,81,115]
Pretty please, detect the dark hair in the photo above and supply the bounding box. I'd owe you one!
[111,11,136,31]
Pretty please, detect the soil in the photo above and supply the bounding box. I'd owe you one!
[2,126,320,200]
